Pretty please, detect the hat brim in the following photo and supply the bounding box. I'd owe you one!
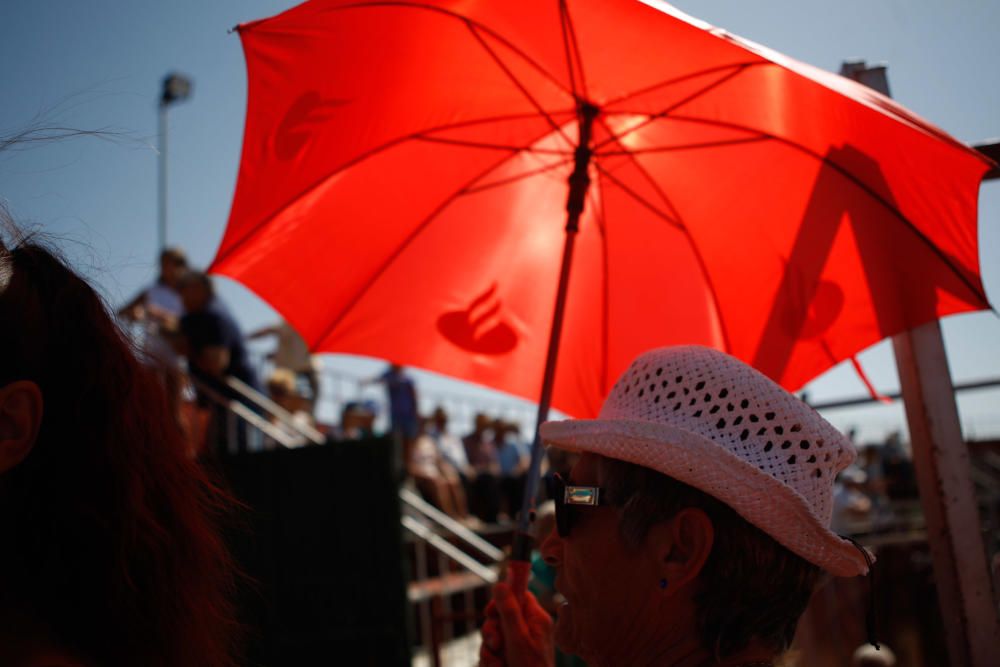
[540,418,870,577]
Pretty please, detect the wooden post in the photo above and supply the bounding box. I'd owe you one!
[892,322,999,666]
[840,60,1000,666]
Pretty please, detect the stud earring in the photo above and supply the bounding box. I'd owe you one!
[659,578,668,590]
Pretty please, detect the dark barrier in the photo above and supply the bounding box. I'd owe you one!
[220,439,411,666]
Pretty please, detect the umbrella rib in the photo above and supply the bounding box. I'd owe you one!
[601,61,767,109]
[592,65,753,152]
[669,202,736,355]
[415,135,573,155]
[666,113,990,305]
[591,170,611,396]
[311,144,561,347]
[330,2,576,97]
[596,135,771,156]
[559,0,589,100]
[557,0,580,102]
[466,22,575,147]
[595,115,683,224]
[593,163,682,229]
[214,111,576,265]
[594,163,736,355]
[464,156,576,194]
[595,116,734,354]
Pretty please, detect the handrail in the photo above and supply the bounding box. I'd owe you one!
[225,376,326,445]
[399,487,505,562]
[808,376,1000,411]
[190,378,301,448]
[401,516,499,584]
[196,374,506,592]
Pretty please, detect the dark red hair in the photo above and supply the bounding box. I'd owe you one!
[0,228,239,666]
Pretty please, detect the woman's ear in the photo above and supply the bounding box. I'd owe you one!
[647,507,715,593]
[0,381,43,473]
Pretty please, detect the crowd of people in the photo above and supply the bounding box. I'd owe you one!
[120,246,327,455]
[119,247,536,526]
[1,223,944,666]
[831,431,920,535]
[408,408,530,524]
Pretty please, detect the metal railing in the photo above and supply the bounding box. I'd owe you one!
[225,376,326,444]
[188,378,301,450]
[400,488,503,667]
[188,373,503,665]
[399,488,504,564]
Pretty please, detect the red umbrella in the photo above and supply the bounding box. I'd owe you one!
[214,2,994,569]
[215,0,991,422]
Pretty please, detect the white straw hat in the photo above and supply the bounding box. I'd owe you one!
[540,345,871,577]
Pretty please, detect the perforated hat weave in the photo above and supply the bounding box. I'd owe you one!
[540,345,871,576]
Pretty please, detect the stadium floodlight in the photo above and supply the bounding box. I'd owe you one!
[158,73,193,251]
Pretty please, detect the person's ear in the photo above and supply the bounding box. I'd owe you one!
[0,381,43,473]
[647,507,715,593]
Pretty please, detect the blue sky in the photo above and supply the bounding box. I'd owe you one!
[1,0,998,440]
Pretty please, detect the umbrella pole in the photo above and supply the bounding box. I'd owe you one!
[509,103,600,591]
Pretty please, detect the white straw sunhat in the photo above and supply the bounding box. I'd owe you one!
[540,345,871,577]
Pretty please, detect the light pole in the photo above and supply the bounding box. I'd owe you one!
[158,73,192,253]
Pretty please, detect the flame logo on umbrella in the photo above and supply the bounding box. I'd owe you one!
[779,277,845,340]
[437,283,518,355]
[273,91,349,161]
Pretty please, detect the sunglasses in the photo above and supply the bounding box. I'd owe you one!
[552,473,608,537]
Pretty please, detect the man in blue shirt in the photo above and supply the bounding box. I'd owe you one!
[376,363,418,441]
[178,272,260,454]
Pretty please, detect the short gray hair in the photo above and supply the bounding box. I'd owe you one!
[597,455,823,659]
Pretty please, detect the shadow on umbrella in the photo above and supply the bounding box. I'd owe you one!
[754,143,985,383]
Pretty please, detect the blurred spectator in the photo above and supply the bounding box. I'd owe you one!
[366,363,418,476]
[427,406,471,478]
[858,444,896,531]
[265,368,315,448]
[249,320,318,408]
[464,413,499,473]
[408,418,468,517]
[118,247,189,429]
[368,363,418,439]
[338,401,376,440]
[177,271,261,454]
[496,419,528,519]
[832,465,873,534]
[859,445,887,498]
[178,272,259,390]
[882,432,919,500]
[463,413,501,523]
[118,246,187,361]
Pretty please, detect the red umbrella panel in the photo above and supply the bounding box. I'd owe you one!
[213,0,993,420]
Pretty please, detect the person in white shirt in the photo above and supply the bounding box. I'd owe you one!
[118,247,188,367]
[249,320,318,407]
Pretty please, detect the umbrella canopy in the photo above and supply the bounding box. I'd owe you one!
[214,0,993,418]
